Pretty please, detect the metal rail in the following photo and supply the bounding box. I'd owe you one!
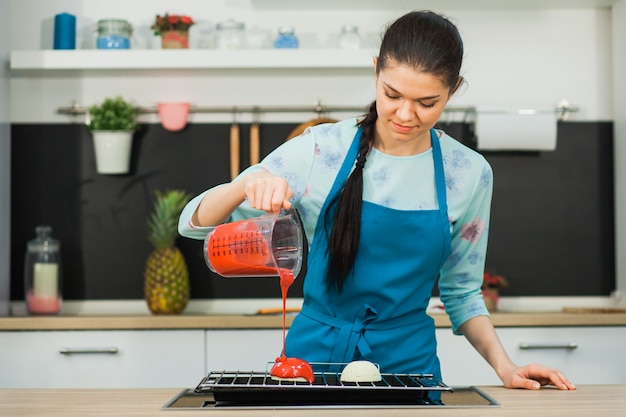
[56,100,578,121]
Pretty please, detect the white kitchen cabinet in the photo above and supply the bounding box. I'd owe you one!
[498,327,626,385]
[206,326,626,386]
[1,325,624,388]
[436,326,626,386]
[0,330,205,388]
[436,328,502,386]
[205,329,284,373]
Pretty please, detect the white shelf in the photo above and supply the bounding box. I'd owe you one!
[10,49,375,71]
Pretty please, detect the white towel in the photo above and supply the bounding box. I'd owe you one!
[475,110,557,151]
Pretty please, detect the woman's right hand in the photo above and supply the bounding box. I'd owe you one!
[243,170,294,214]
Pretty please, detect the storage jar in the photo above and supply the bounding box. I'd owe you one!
[96,19,132,49]
[338,25,361,50]
[274,26,299,49]
[215,19,245,49]
[24,225,63,315]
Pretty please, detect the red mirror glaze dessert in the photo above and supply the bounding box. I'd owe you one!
[270,356,314,383]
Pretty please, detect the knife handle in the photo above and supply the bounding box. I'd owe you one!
[250,122,260,166]
[230,123,240,180]
[256,307,301,315]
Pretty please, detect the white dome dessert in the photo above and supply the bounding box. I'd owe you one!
[340,360,382,383]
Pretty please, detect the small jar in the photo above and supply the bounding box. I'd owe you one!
[24,225,63,315]
[215,19,245,49]
[338,25,361,50]
[274,26,299,49]
[96,19,132,49]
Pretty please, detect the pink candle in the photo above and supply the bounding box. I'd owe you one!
[26,291,62,314]
[27,262,61,314]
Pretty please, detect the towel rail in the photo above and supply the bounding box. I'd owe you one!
[56,101,578,122]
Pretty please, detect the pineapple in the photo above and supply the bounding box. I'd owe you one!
[144,189,192,314]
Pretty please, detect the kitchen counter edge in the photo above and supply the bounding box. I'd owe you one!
[1,311,626,331]
[0,385,624,417]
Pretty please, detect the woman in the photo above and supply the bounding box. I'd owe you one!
[179,10,575,390]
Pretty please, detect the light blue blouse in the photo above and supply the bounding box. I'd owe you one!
[179,117,493,333]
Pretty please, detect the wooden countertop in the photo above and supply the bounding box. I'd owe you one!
[0,385,624,416]
[1,311,625,330]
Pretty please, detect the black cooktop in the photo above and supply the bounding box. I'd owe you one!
[163,369,500,409]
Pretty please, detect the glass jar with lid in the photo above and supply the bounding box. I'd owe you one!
[96,19,132,49]
[338,25,361,50]
[215,19,246,49]
[274,26,299,49]
[24,225,63,315]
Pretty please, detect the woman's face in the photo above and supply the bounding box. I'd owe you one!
[374,61,453,155]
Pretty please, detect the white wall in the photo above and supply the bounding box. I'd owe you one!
[9,0,614,124]
[0,1,11,316]
[5,0,624,298]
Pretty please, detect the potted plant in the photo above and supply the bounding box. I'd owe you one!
[87,96,138,174]
[151,14,195,49]
[482,270,508,311]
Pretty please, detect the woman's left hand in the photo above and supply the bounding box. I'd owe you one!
[500,363,576,390]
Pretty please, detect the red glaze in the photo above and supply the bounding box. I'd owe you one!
[270,356,315,383]
[278,269,294,355]
[268,268,314,383]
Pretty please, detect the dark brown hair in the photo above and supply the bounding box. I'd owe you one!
[325,11,464,292]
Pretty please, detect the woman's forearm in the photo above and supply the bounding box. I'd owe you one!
[192,180,247,227]
[191,168,294,227]
[457,315,516,380]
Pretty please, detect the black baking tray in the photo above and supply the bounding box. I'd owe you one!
[194,370,453,405]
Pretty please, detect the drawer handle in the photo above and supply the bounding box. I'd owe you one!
[518,342,578,350]
[59,346,119,355]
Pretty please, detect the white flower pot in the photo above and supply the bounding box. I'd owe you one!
[91,130,134,174]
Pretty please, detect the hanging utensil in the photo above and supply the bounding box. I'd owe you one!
[286,116,338,141]
[250,107,261,165]
[230,109,240,180]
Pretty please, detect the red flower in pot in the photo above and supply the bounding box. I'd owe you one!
[151,14,195,49]
[481,270,508,311]
[151,14,195,34]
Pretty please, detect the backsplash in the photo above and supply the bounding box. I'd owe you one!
[9,121,614,300]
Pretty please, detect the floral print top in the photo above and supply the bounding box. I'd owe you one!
[179,117,493,333]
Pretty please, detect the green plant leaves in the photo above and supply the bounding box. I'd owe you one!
[88,96,138,131]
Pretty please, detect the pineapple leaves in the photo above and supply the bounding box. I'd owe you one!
[147,189,192,249]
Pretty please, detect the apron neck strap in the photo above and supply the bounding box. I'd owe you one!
[430,128,449,217]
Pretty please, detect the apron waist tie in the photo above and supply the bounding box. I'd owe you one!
[300,304,429,365]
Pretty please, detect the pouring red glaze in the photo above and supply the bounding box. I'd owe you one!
[269,269,314,383]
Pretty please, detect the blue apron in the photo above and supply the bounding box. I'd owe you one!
[286,127,451,378]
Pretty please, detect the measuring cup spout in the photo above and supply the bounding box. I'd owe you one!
[204,209,304,278]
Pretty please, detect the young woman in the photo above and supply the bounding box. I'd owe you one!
[179,10,575,390]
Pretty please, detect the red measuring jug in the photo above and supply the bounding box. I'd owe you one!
[204,210,303,278]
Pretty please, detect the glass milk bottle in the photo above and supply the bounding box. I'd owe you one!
[24,225,62,315]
